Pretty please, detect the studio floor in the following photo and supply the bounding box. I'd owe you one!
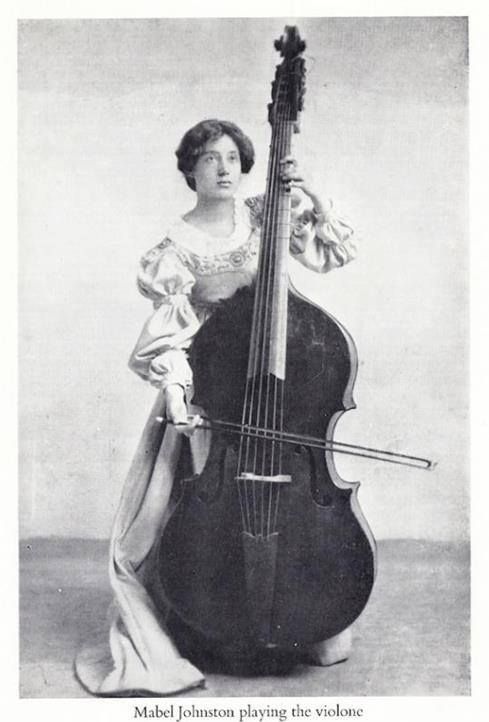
[19,538,469,698]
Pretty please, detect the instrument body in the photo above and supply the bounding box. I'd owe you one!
[158,26,376,656]
[159,286,376,649]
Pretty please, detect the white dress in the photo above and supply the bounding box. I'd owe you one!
[75,195,356,696]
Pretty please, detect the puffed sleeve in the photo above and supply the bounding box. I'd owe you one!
[128,240,200,390]
[289,199,357,273]
[246,194,356,274]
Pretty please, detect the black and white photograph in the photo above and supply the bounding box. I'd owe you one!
[13,6,478,714]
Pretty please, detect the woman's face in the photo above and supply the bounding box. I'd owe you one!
[191,134,242,199]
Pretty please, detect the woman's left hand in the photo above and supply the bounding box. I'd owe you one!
[279,156,313,196]
[280,156,332,222]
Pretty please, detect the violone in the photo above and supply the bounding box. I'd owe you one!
[157,27,432,659]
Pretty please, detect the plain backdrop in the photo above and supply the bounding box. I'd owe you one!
[18,17,468,541]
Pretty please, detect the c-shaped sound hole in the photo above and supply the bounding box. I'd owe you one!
[293,444,333,508]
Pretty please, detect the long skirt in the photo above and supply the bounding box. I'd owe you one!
[74,391,351,696]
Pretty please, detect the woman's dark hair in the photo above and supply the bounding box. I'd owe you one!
[175,119,255,191]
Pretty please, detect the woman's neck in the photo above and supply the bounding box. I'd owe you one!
[184,197,236,237]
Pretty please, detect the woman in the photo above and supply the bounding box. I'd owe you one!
[76,119,356,696]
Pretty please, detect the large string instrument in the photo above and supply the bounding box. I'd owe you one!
[158,27,432,657]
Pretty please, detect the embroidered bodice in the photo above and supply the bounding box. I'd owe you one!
[129,195,356,389]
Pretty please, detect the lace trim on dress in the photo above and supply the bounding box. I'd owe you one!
[139,237,173,270]
[141,235,259,278]
[245,195,265,229]
[136,199,261,278]
[184,239,258,275]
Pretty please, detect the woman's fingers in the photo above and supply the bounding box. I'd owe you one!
[165,384,196,435]
[173,414,202,437]
[279,157,297,177]
[279,157,306,189]
[184,414,202,437]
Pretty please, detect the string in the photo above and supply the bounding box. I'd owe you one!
[254,115,281,535]
[238,100,284,530]
[267,115,289,536]
[236,62,306,538]
[261,90,292,537]
[271,104,293,537]
[264,115,282,537]
[241,84,284,536]
[260,108,285,518]
[257,118,279,535]
[238,93,282,534]
[258,98,292,537]
[260,113,284,536]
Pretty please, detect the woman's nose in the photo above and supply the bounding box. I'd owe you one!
[217,160,229,175]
